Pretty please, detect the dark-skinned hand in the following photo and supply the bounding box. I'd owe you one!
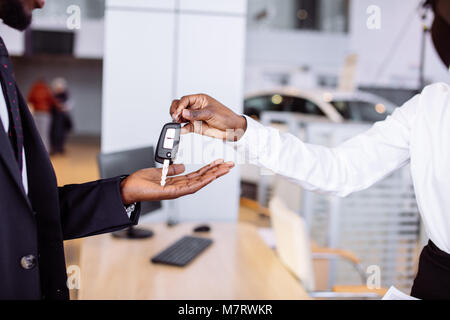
[120,159,234,204]
[170,94,247,141]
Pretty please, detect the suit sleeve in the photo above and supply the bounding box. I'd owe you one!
[58,176,141,240]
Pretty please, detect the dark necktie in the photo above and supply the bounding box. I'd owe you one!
[0,37,23,172]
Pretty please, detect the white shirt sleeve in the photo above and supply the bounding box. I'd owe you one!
[236,94,420,197]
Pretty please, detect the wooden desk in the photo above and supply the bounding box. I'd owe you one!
[78,222,309,300]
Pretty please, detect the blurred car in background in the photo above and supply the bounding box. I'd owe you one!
[244,88,398,123]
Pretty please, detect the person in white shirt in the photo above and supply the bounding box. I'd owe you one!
[170,82,450,299]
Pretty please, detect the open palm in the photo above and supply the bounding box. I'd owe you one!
[120,159,234,204]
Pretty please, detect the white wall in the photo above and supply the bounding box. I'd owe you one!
[245,0,450,91]
[74,20,105,58]
[349,0,450,88]
[0,23,25,55]
[245,29,350,93]
[102,8,175,152]
[102,0,247,222]
[27,18,105,59]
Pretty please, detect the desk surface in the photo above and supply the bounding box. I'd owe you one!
[78,222,309,300]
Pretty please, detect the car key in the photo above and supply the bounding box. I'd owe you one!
[155,122,181,187]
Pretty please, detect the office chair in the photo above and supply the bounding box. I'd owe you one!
[98,146,162,239]
[269,197,387,299]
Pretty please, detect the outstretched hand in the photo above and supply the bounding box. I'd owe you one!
[120,159,234,204]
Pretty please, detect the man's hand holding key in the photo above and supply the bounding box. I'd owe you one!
[119,115,234,204]
[170,94,248,141]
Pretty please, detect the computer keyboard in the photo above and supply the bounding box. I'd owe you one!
[151,236,213,267]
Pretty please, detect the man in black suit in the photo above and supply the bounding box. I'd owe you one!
[0,0,234,300]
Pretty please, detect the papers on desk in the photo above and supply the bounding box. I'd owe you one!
[258,227,420,301]
[258,228,276,249]
[382,286,419,300]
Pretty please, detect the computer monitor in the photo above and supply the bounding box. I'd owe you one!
[98,146,162,239]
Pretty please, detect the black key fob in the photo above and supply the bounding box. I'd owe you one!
[155,122,181,164]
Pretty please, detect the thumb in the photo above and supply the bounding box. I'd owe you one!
[182,108,212,121]
[181,122,194,135]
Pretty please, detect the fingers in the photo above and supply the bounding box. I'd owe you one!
[170,96,190,122]
[167,163,186,176]
[170,99,180,120]
[186,160,221,177]
[202,162,234,180]
[132,161,234,202]
[180,120,204,136]
[187,162,234,184]
[185,159,226,178]
[180,121,206,136]
[193,162,234,184]
[167,160,234,198]
[181,121,226,140]
[181,123,194,135]
[181,108,213,122]
[170,94,207,122]
[167,159,233,179]
[170,159,225,182]
[173,162,234,197]
[213,162,235,179]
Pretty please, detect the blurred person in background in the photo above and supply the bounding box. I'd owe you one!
[0,0,235,300]
[27,78,59,152]
[428,0,450,68]
[50,77,72,155]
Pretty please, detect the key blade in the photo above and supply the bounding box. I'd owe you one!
[160,159,170,187]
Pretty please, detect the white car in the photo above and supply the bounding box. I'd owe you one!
[244,87,398,124]
[240,88,399,194]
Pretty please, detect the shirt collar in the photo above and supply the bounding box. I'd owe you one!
[0,37,10,57]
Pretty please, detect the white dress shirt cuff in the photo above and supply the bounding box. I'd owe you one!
[235,115,271,165]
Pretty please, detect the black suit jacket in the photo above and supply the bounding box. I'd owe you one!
[0,84,140,300]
